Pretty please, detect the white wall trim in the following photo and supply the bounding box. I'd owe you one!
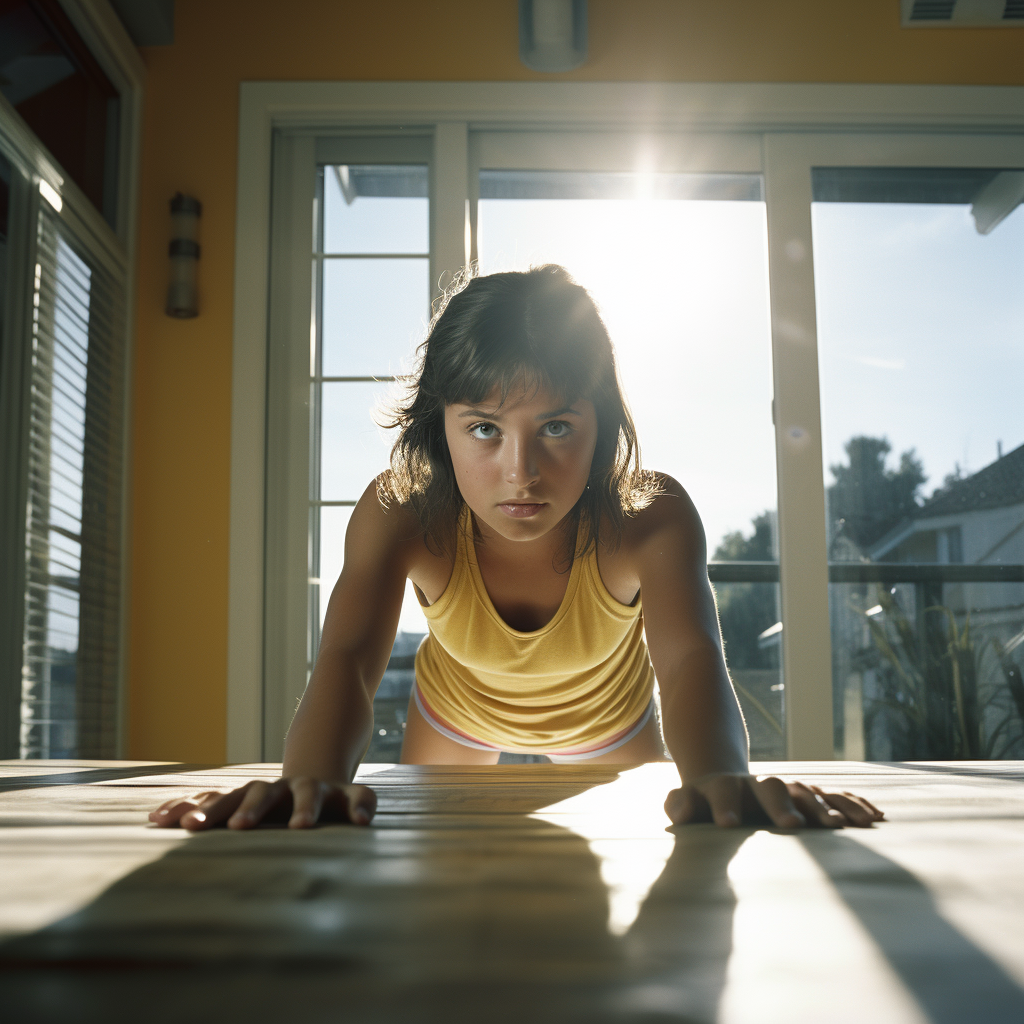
[238,80,1024,133]
[227,89,274,761]
[228,80,1024,762]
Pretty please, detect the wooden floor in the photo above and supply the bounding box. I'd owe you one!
[1,760,1024,1023]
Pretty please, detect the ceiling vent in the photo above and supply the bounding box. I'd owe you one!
[901,0,1024,24]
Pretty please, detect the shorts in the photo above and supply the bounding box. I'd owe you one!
[412,683,656,763]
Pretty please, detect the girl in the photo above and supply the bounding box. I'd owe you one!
[152,266,882,832]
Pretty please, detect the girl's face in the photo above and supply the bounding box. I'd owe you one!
[444,380,598,545]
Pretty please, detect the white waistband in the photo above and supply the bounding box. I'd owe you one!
[412,683,655,761]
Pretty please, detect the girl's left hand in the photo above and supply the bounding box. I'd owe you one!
[664,773,884,829]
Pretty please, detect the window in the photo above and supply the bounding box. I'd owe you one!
[0,6,138,759]
[812,167,1024,759]
[19,208,125,757]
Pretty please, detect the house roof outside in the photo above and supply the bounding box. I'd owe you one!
[921,441,1024,519]
[866,441,1024,562]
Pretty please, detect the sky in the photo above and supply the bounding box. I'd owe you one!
[316,170,1024,634]
[812,201,1024,490]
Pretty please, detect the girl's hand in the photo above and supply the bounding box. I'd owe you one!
[664,773,884,829]
[148,778,377,831]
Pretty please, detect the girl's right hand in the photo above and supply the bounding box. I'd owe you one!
[148,778,377,831]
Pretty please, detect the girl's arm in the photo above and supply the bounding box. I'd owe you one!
[283,480,413,782]
[150,480,415,831]
[634,477,883,829]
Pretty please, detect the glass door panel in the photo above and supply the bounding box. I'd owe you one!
[812,167,1024,760]
[313,163,430,760]
[478,170,784,757]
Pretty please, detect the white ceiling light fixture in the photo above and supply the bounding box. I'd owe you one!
[519,0,588,73]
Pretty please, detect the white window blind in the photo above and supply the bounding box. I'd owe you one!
[20,204,125,758]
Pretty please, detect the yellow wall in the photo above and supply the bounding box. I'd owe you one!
[128,0,1024,761]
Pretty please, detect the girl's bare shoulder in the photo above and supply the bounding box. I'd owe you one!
[348,477,453,588]
[596,474,705,601]
[619,473,707,554]
[347,478,427,564]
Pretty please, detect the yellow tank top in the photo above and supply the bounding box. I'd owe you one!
[414,509,655,753]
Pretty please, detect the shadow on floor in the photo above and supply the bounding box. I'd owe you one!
[886,762,1024,782]
[0,766,743,1024]
[800,830,1024,1024]
[0,763,215,793]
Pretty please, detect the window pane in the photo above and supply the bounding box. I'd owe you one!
[322,165,428,254]
[318,505,352,620]
[831,580,1024,760]
[311,162,431,759]
[812,167,1024,759]
[321,258,429,377]
[715,581,784,760]
[319,381,399,501]
[318,505,427,636]
[0,0,120,225]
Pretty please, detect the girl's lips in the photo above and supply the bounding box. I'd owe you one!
[498,502,546,518]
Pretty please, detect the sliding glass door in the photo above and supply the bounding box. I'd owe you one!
[262,124,1024,763]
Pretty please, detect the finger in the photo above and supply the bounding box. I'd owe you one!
[224,780,285,829]
[848,793,885,819]
[151,790,219,815]
[225,779,298,831]
[787,781,845,828]
[149,790,222,824]
[149,798,202,827]
[664,786,705,825]
[344,784,377,826]
[809,785,885,820]
[700,775,745,828]
[749,776,806,829]
[811,788,884,827]
[287,778,325,829]
[181,786,260,832]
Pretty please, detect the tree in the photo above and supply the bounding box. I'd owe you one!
[827,436,925,550]
[714,512,774,562]
[713,513,778,671]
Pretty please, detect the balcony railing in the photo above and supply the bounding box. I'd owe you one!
[706,562,1024,584]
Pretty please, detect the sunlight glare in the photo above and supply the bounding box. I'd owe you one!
[530,765,677,936]
[478,193,776,554]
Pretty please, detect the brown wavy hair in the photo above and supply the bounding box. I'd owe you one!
[379,265,659,557]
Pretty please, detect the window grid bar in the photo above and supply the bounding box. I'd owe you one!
[315,376,397,384]
[315,252,428,260]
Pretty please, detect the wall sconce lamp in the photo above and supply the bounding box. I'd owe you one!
[519,0,587,73]
[166,192,201,318]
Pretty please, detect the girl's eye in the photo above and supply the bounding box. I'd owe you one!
[542,420,571,438]
[469,422,498,439]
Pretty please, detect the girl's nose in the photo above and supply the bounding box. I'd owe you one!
[505,437,540,487]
